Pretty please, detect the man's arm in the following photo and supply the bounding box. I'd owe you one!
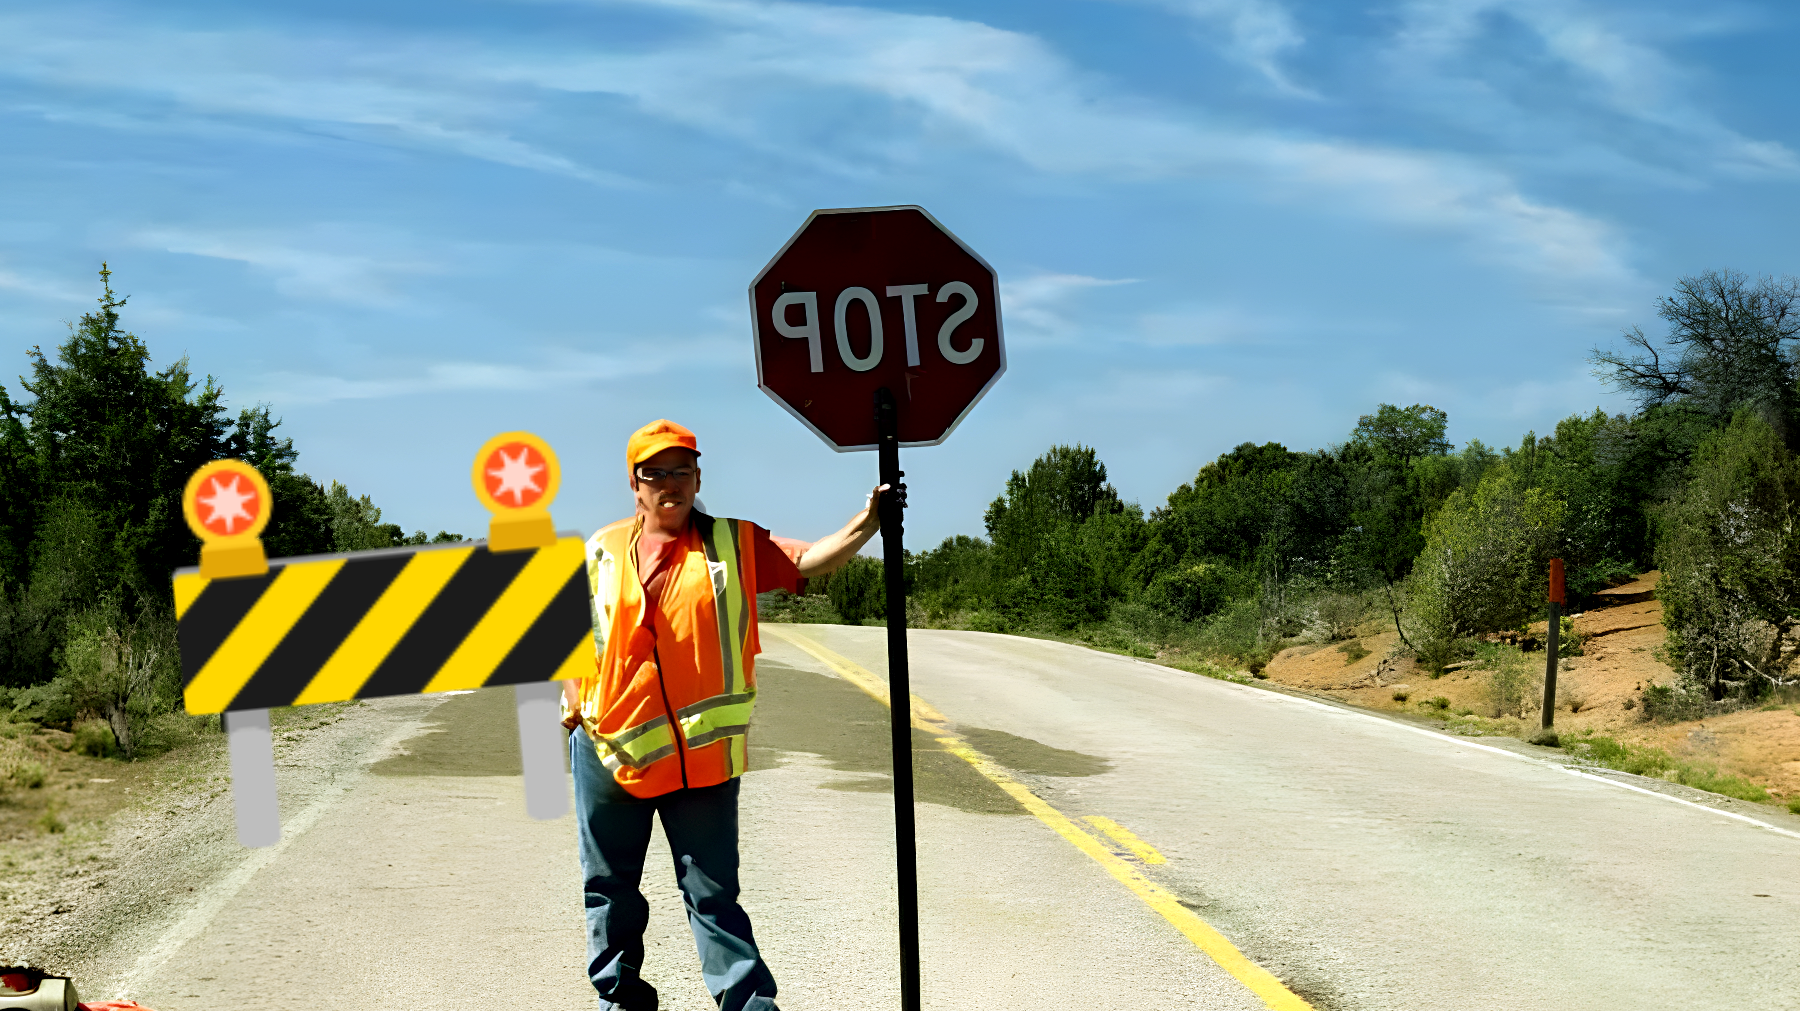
[796,484,887,578]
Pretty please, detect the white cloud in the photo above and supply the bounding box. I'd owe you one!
[0,1,1645,295]
[0,266,88,304]
[1390,0,1798,177]
[131,227,443,306]
[1148,0,1316,96]
[249,336,739,403]
[999,273,1137,344]
[493,0,1637,291]
[0,13,638,187]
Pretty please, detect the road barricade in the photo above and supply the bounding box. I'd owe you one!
[174,432,587,846]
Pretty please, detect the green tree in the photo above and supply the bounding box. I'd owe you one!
[984,445,1130,627]
[1655,412,1800,700]
[824,554,886,622]
[1408,467,1566,656]
[1351,403,1451,468]
[908,535,994,616]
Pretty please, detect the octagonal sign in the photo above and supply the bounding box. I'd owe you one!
[751,205,1006,451]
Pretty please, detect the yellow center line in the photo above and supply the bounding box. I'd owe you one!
[762,624,1314,1011]
[1084,815,1168,864]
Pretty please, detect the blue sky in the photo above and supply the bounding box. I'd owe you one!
[1,0,1795,548]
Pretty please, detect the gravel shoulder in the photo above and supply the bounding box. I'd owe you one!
[0,694,452,992]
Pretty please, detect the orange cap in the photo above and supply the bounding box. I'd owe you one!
[627,419,700,472]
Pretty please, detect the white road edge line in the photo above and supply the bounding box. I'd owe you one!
[1138,658,1800,843]
[118,708,448,997]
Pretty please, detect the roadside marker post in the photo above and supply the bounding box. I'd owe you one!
[750,205,1005,1011]
[1542,558,1565,732]
[175,432,589,847]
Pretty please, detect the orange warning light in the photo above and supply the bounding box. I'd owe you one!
[182,459,272,578]
[483,441,550,509]
[472,431,560,551]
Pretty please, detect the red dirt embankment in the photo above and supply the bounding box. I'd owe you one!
[1259,572,1800,803]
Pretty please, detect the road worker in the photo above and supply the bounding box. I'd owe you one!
[561,419,883,1011]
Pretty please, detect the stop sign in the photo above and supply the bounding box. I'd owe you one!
[751,205,1005,450]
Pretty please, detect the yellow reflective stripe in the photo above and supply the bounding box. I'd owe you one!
[721,520,748,695]
[423,538,585,693]
[732,733,748,776]
[680,699,755,746]
[292,547,473,706]
[597,717,676,767]
[173,572,207,621]
[184,560,346,714]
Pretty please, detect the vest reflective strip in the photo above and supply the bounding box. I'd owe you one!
[676,692,755,749]
[698,516,751,697]
[594,714,675,771]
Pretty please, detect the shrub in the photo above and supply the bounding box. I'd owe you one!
[1640,682,1740,722]
[1310,591,1371,642]
[71,719,116,758]
[1392,690,1409,702]
[756,589,843,625]
[1788,798,1800,815]
[1480,642,1541,718]
[1428,696,1450,710]
[1407,469,1566,646]
[35,801,65,833]
[12,760,46,789]
[1416,634,1474,676]
[823,555,886,623]
[1655,412,1800,701]
[1144,562,1236,622]
[1337,639,1370,664]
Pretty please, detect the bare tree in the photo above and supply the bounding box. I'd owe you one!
[1591,270,1800,436]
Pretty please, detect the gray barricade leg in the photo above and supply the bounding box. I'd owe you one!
[515,681,570,820]
[224,708,282,848]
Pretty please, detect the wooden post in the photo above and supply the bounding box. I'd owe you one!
[1542,559,1565,732]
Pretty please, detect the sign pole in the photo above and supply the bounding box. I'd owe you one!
[1542,558,1564,732]
[876,386,921,1011]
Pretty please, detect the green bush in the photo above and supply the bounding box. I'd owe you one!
[1478,641,1540,718]
[1427,696,1450,710]
[823,555,886,623]
[35,804,65,834]
[71,719,116,758]
[965,611,1009,635]
[12,760,46,788]
[1337,639,1370,664]
[1561,732,1770,803]
[1144,562,1236,622]
[756,589,843,624]
[1640,682,1739,722]
[1655,412,1800,701]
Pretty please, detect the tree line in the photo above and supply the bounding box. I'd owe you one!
[799,269,1799,711]
[0,267,456,757]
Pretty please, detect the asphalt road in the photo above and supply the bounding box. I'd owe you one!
[92,625,1800,1010]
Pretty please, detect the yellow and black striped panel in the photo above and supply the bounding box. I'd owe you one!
[173,537,590,715]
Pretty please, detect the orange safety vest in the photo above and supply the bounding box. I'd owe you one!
[567,512,760,797]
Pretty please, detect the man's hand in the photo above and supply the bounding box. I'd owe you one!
[797,484,888,578]
[561,678,582,730]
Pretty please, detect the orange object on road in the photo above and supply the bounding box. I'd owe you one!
[79,1002,158,1010]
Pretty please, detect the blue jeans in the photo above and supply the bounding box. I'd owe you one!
[569,726,779,1011]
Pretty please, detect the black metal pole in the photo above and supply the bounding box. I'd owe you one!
[875,387,920,1011]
